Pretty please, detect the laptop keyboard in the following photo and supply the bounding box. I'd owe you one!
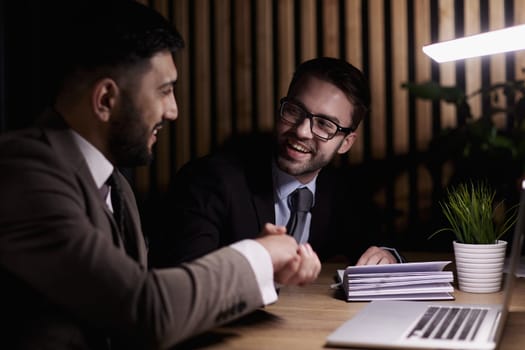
[407,306,489,341]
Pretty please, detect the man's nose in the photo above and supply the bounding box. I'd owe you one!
[293,117,314,138]
[164,94,178,121]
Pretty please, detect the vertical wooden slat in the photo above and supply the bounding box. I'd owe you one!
[464,0,482,121]
[277,0,295,98]
[514,0,525,78]
[438,0,456,129]
[214,0,232,144]
[234,0,253,133]
[368,0,386,211]
[489,0,507,129]
[391,0,409,155]
[322,0,340,57]
[414,0,432,152]
[413,0,433,218]
[437,0,456,189]
[391,0,410,232]
[300,0,317,61]
[344,0,364,71]
[344,0,364,164]
[368,0,386,159]
[173,0,192,170]
[255,0,274,131]
[194,0,211,156]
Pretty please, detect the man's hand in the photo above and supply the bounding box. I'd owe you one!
[255,223,298,271]
[356,246,397,265]
[255,223,321,285]
[274,243,321,285]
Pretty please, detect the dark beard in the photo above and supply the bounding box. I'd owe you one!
[275,151,329,178]
[108,92,152,167]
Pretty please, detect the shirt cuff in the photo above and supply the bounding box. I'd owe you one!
[231,239,278,305]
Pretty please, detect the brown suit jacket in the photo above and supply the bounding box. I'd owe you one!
[0,112,265,349]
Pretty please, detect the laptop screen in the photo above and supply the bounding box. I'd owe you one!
[492,179,525,343]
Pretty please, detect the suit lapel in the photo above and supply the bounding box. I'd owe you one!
[102,204,125,248]
[252,189,275,230]
[40,111,145,263]
[309,171,333,247]
[246,155,275,230]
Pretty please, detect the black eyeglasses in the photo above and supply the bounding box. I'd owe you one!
[278,98,355,141]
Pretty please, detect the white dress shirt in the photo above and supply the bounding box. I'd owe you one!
[71,130,278,305]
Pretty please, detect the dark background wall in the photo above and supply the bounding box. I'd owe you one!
[1,1,63,132]
[2,0,524,251]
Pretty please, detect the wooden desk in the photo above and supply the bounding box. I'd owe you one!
[176,253,525,349]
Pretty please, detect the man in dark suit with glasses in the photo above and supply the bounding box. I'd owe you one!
[149,57,402,268]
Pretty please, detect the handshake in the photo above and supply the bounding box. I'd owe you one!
[255,223,322,286]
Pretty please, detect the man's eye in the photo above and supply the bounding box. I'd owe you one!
[315,118,335,130]
[317,118,328,126]
[162,87,174,96]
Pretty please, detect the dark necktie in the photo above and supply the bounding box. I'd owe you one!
[103,172,138,259]
[286,187,313,243]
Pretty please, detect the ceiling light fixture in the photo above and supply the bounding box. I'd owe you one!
[422,24,525,63]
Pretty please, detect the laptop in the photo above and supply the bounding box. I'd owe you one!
[326,181,525,350]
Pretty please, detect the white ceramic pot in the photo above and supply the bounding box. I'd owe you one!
[453,240,507,293]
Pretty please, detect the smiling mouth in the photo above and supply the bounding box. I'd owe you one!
[287,140,311,154]
[152,123,164,136]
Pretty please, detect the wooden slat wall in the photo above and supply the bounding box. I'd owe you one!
[138,0,525,242]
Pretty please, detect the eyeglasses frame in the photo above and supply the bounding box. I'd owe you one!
[278,98,355,141]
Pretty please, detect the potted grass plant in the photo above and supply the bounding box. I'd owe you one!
[430,181,518,293]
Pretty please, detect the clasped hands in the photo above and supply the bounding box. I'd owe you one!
[255,223,321,286]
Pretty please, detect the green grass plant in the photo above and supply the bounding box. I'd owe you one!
[429,181,518,244]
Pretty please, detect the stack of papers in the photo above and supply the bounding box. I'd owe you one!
[336,261,454,301]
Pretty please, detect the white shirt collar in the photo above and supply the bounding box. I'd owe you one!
[70,130,114,188]
[272,160,317,202]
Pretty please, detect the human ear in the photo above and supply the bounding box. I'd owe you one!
[92,78,119,122]
[337,132,357,154]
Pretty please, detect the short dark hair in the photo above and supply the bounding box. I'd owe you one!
[286,57,371,130]
[46,0,184,96]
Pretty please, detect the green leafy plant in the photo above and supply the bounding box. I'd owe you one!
[402,75,525,201]
[429,181,518,244]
